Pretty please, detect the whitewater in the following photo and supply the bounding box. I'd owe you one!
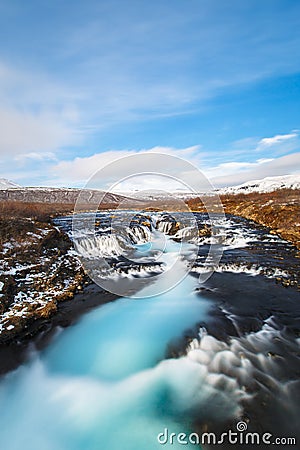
[0,212,299,449]
[0,220,238,450]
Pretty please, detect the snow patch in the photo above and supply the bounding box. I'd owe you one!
[0,178,20,189]
[217,174,300,195]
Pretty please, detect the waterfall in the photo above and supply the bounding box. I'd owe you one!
[126,225,152,244]
[74,223,152,259]
[74,234,130,258]
[156,221,173,234]
[173,226,197,241]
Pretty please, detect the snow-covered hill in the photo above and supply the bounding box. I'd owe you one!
[121,175,300,199]
[1,174,299,200]
[216,174,300,195]
[0,178,20,189]
[119,189,198,201]
[0,187,133,204]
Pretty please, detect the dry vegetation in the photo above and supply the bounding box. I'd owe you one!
[0,201,86,342]
[0,189,299,341]
[0,200,75,222]
[187,189,300,250]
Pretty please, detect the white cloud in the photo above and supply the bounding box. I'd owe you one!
[210,152,300,187]
[51,145,300,191]
[0,62,82,157]
[51,146,202,187]
[1,2,297,137]
[257,132,298,148]
[59,1,300,123]
[228,132,299,157]
[0,108,80,156]
[255,132,299,155]
[0,2,300,167]
[14,152,57,162]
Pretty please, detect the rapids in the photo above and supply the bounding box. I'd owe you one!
[0,211,299,449]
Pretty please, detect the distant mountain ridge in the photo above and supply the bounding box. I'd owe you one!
[0,178,20,189]
[216,174,300,195]
[121,174,300,199]
[0,174,299,202]
[0,182,129,205]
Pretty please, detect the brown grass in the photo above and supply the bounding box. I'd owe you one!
[187,189,300,249]
[0,200,125,222]
[0,201,75,222]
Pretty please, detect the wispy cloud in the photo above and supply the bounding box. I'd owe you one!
[0,108,80,156]
[50,143,300,190]
[258,133,297,147]
[0,61,82,157]
[1,1,300,186]
[256,133,299,152]
[14,152,57,162]
[209,153,300,187]
[2,1,300,143]
[51,146,202,187]
[224,131,300,160]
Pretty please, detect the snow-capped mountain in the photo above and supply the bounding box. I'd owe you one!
[121,174,300,199]
[118,189,198,201]
[0,185,132,204]
[0,178,20,189]
[1,174,299,201]
[216,174,300,195]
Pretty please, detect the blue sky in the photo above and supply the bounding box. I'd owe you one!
[0,0,299,188]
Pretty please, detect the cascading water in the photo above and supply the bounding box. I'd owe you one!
[75,234,128,258]
[1,211,299,449]
[0,212,241,450]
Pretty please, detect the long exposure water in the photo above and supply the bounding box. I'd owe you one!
[0,221,214,450]
[0,212,299,449]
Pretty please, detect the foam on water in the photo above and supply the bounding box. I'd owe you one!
[0,351,243,450]
[1,214,298,449]
[0,218,243,450]
[43,269,208,380]
[1,287,298,449]
[0,270,243,450]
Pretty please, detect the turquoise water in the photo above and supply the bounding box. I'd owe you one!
[44,274,208,381]
[0,235,212,450]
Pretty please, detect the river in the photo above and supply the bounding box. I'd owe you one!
[0,212,299,449]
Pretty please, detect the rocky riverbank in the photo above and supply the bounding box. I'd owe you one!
[0,215,88,343]
[1,189,299,348]
[221,189,300,249]
[188,188,300,250]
